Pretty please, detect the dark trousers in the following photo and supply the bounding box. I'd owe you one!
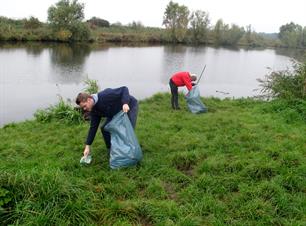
[100,101,139,149]
[169,79,179,109]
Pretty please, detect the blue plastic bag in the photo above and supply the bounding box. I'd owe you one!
[185,85,208,114]
[104,111,142,169]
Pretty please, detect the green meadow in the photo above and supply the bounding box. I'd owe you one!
[1,94,306,225]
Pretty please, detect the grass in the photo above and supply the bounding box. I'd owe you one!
[1,93,306,225]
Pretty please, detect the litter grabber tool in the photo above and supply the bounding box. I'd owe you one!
[196,64,206,85]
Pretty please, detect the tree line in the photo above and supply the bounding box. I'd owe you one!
[0,0,305,49]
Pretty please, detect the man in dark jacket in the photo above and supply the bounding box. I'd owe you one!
[76,86,138,157]
[169,71,197,110]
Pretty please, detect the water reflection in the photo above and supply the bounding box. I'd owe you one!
[274,48,306,62]
[49,43,91,84]
[87,43,111,52]
[162,45,188,83]
[24,42,45,56]
[212,45,240,52]
[0,42,46,56]
[164,44,188,53]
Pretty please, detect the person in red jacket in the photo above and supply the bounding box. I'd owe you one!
[169,71,197,109]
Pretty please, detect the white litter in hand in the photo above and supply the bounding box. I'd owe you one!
[80,155,92,164]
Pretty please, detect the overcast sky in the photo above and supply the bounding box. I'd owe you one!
[0,0,305,33]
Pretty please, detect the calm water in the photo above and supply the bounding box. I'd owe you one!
[0,43,300,126]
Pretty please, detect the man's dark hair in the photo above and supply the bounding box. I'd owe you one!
[75,93,91,105]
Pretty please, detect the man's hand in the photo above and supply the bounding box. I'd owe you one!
[122,104,130,113]
[83,145,90,157]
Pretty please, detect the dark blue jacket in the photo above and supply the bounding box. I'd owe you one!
[86,86,137,145]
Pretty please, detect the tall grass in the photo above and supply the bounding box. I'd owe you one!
[34,96,83,124]
[83,77,99,94]
[34,78,99,124]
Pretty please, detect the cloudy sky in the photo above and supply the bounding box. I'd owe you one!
[0,0,305,33]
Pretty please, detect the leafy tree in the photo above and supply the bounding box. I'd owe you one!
[47,0,90,41]
[163,1,189,42]
[245,24,253,44]
[189,10,210,43]
[0,16,24,29]
[213,20,244,46]
[224,24,245,45]
[111,22,123,27]
[48,0,84,29]
[279,22,303,48]
[242,26,269,47]
[128,21,144,30]
[213,19,227,45]
[302,27,306,47]
[23,16,42,29]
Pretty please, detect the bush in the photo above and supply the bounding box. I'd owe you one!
[34,78,99,124]
[34,96,83,124]
[23,16,42,29]
[55,29,72,41]
[257,62,306,123]
[71,22,91,41]
[257,61,306,100]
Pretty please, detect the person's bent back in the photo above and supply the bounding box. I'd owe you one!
[76,86,138,159]
[169,71,197,110]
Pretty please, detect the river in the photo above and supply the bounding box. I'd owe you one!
[0,42,301,126]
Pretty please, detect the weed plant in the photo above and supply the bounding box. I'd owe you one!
[257,61,306,123]
[258,61,306,100]
[34,96,83,124]
[1,94,305,225]
[83,77,99,94]
[34,77,99,124]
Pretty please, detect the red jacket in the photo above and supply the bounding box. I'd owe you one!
[171,71,193,91]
